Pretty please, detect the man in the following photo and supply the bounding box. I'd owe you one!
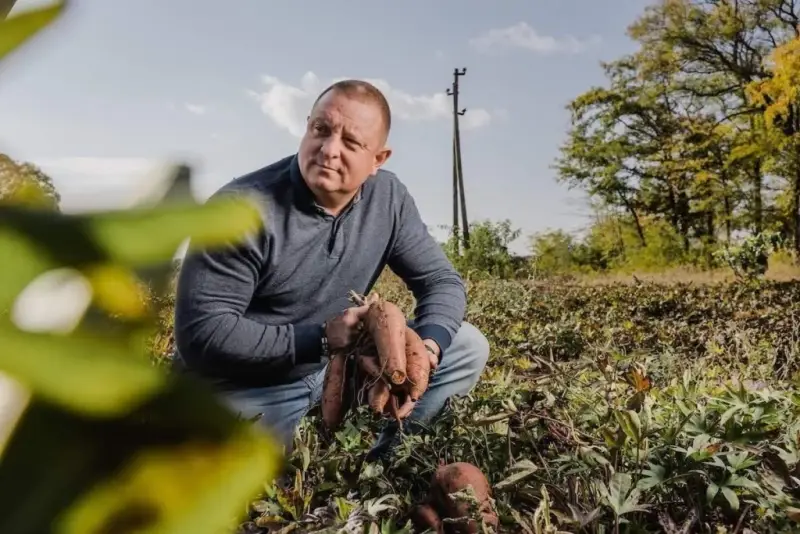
[172,79,489,461]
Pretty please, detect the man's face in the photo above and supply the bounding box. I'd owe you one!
[297,90,392,201]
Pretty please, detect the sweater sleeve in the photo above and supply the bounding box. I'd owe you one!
[172,191,324,378]
[386,187,466,355]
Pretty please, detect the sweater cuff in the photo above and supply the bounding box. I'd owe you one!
[413,324,452,360]
[293,323,325,364]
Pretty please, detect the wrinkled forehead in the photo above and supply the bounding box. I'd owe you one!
[310,92,386,139]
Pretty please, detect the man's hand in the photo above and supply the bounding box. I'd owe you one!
[324,303,371,351]
[422,339,440,372]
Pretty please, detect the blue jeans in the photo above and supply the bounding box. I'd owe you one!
[217,321,490,457]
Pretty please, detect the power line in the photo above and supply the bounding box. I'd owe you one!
[446,67,470,252]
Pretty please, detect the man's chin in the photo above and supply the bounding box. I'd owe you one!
[308,174,341,192]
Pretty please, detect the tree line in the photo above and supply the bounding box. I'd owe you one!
[552,0,800,270]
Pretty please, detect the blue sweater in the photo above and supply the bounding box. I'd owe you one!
[173,154,467,387]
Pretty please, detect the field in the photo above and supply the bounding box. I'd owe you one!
[5,1,800,531]
[152,271,800,533]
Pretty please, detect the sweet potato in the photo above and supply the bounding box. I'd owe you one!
[394,392,416,419]
[364,298,407,385]
[357,354,382,379]
[405,327,431,401]
[410,503,443,533]
[368,379,391,413]
[429,462,498,534]
[321,351,348,430]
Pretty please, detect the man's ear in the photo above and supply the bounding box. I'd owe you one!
[372,146,392,174]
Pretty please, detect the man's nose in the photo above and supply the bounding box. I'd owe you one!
[320,135,342,158]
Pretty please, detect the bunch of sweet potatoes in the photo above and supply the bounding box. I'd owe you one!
[320,292,433,430]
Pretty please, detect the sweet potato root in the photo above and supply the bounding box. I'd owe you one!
[394,391,416,419]
[364,298,407,385]
[410,503,443,533]
[405,327,431,401]
[368,379,391,413]
[357,354,382,379]
[429,462,498,534]
[321,351,348,430]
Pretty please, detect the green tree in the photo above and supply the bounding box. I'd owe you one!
[626,0,799,237]
[529,229,583,275]
[747,34,800,256]
[442,219,524,279]
[553,59,649,247]
[555,0,800,268]
[0,153,60,210]
[555,52,723,252]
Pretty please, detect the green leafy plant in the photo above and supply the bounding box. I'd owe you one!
[0,3,284,533]
[147,270,800,533]
[713,231,784,281]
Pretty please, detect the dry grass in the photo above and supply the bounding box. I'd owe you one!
[537,258,800,287]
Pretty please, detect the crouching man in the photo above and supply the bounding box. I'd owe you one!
[171,79,490,461]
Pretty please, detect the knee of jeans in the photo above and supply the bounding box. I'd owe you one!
[454,321,490,375]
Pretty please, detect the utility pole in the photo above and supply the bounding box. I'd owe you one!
[446,67,470,252]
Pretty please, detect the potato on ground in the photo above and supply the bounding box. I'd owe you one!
[410,504,443,533]
[429,462,498,533]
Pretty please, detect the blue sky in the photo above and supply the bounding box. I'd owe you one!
[1,0,653,254]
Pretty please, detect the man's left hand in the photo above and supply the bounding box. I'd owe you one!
[422,339,440,372]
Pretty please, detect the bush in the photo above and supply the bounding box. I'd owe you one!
[442,219,527,280]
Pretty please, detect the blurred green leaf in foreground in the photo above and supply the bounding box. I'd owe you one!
[0,3,284,532]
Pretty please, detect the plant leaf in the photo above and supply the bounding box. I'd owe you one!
[0,324,164,417]
[706,482,720,503]
[0,0,64,61]
[495,459,539,491]
[720,487,739,511]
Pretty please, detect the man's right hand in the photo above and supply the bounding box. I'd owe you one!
[324,303,371,351]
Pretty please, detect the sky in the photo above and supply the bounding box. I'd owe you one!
[0,0,654,254]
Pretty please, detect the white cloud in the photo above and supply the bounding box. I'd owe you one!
[184,103,207,115]
[246,71,493,138]
[470,22,601,55]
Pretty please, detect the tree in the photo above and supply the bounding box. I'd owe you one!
[626,0,800,236]
[555,53,724,252]
[442,219,523,279]
[746,34,800,255]
[555,0,800,265]
[0,153,60,210]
